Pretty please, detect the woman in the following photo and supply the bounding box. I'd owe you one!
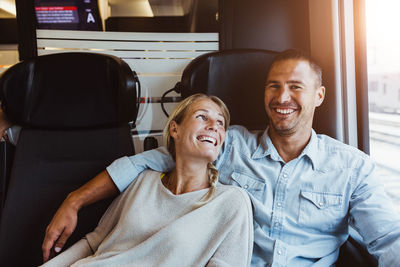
[42,93,253,266]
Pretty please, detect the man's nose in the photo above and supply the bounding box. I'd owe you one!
[276,87,291,102]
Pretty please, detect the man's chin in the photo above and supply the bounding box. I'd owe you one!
[270,124,296,136]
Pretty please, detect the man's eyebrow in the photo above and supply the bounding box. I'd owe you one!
[287,80,305,85]
[266,80,280,85]
[266,80,306,85]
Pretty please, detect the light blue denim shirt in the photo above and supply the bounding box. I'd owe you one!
[107,125,400,266]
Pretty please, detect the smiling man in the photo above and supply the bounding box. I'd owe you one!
[43,49,400,266]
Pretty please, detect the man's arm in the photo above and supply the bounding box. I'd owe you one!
[349,156,400,265]
[42,170,118,262]
[42,146,176,262]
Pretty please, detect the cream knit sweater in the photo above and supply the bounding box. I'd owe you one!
[43,170,253,267]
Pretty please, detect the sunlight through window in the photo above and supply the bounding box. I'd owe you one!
[366,0,400,213]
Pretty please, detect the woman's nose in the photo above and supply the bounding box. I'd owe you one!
[207,120,218,132]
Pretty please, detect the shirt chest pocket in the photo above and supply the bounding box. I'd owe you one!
[230,172,265,201]
[299,190,345,231]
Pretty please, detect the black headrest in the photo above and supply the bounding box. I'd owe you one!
[0,52,137,129]
[180,49,278,130]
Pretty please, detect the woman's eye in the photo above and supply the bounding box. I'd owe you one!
[196,114,207,121]
[217,120,224,126]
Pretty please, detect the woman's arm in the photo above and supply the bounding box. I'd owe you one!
[40,239,93,267]
[207,189,254,267]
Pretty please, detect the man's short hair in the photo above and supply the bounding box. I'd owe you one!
[269,49,323,87]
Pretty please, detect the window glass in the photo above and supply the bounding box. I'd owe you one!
[366,0,400,213]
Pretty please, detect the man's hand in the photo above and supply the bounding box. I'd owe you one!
[41,170,119,263]
[42,196,79,262]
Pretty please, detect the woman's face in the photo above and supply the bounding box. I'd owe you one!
[170,98,226,163]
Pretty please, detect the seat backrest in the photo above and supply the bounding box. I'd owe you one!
[0,52,138,267]
[180,49,278,130]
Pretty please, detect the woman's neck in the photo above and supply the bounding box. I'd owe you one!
[164,158,209,195]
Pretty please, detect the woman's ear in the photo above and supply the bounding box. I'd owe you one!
[169,120,179,139]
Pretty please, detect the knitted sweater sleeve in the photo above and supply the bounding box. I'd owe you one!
[206,188,254,267]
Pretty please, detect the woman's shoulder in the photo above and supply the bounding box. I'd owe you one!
[124,169,162,191]
[215,183,252,210]
[138,169,163,179]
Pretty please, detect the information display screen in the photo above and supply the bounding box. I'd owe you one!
[35,0,102,31]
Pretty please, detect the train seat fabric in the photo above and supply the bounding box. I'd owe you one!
[0,52,137,267]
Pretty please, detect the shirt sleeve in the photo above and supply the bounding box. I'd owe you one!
[106,146,175,192]
[349,156,400,265]
[206,189,254,267]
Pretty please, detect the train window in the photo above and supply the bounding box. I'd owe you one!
[366,0,400,213]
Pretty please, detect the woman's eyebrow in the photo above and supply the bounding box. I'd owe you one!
[195,109,224,119]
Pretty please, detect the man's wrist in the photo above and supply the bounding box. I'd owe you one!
[64,191,84,212]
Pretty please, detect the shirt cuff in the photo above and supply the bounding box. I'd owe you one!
[106,156,140,192]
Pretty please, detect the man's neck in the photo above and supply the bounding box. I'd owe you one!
[268,127,312,163]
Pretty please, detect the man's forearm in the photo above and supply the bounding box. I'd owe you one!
[65,170,119,211]
[42,170,118,262]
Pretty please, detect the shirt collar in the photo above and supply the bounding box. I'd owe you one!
[299,129,318,170]
[252,128,319,168]
[252,127,282,161]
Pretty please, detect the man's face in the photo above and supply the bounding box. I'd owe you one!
[264,59,325,137]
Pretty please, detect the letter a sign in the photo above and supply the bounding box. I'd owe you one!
[87,12,95,23]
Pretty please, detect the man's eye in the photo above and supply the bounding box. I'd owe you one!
[267,84,280,89]
[290,85,301,89]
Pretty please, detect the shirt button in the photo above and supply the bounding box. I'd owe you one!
[274,222,280,227]
[282,173,288,178]
[243,184,249,189]
[277,250,282,255]
[319,202,324,207]
[277,202,282,207]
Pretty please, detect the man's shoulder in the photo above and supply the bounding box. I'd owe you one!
[314,133,370,166]
[227,125,263,145]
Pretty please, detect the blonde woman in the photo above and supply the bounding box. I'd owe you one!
[43,94,253,266]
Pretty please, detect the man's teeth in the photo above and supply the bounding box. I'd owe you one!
[276,108,294,114]
[197,136,216,145]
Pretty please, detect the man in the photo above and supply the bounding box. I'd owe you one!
[42,49,400,266]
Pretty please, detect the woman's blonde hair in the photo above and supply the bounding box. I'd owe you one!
[163,93,230,205]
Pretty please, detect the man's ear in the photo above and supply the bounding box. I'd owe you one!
[315,86,325,107]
